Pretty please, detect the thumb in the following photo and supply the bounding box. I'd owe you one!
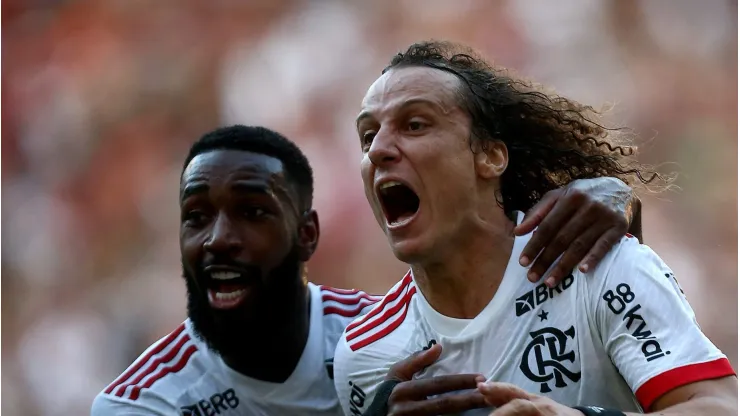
[514,189,560,236]
[386,343,442,381]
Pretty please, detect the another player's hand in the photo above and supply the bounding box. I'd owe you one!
[477,382,583,416]
[515,177,634,288]
[378,344,488,416]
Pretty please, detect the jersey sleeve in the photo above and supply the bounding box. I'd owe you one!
[333,331,394,416]
[592,237,735,410]
[91,389,179,416]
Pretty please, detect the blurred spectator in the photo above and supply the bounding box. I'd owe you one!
[2,1,736,414]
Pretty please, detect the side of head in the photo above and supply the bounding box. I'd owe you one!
[358,40,660,264]
[179,125,318,355]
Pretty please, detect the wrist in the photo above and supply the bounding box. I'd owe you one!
[572,406,626,416]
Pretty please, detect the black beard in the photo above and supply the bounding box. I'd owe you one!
[183,244,303,358]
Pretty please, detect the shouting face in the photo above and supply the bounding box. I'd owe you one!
[179,149,317,356]
[356,66,508,264]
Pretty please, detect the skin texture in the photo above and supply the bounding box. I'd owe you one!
[380,345,489,416]
[357,67,736,415]
[476,377,737,416]
[358,66,513,320]
[515,177,637,287]
[379,345,737,416]
[180,149,319,382]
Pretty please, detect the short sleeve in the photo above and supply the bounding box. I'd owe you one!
[593,237,735,410]
[91,390,178,416]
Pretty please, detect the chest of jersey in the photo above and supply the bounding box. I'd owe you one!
[173,365,343,416]
[177,384,243,416]
[412,275,588,404]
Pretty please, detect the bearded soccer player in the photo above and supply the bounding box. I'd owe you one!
[92,125,644,415]
[333,41,736,416]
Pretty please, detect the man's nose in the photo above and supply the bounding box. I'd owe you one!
[203,213,242,255]
[367,128,401,167]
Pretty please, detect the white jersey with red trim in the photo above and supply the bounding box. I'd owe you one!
[92,282,380,416]
[334,212,734,416]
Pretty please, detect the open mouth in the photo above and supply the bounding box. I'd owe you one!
[204,267,257,310]
[377,180,420,227]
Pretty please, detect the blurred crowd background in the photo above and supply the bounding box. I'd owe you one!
[2,0,737,414]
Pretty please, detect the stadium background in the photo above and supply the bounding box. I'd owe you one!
[2,0,737,414]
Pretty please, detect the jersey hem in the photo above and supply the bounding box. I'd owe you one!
[634,357,735,410]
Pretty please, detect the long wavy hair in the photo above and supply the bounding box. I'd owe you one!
[384,40,669,213]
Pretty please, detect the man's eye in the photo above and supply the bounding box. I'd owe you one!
[183,211,207,226]
[408,121,423,131]
[361,131,376,146]
[244,207,268,218]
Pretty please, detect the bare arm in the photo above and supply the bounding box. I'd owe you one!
[477,376,737,416]
[642,376,737,415]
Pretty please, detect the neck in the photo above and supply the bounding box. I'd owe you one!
[412,214,515,319]
[222,283,311,382]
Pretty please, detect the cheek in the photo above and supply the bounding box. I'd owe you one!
[180,232,203,266]
[421,147,476,203]
[245,225,292,262]
[360,156,372,180]
[360,159,375,200]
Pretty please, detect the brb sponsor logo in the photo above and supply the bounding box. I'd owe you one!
[602,283,669,362]
[520,326,582,393]
[347,381,367,415]
[180,388,239,415]
[515,274,574,317]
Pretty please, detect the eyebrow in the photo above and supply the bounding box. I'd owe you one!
[355,98,440,128]
[230,181,272,196]
[180,181,274,202]
[181,183,209,201]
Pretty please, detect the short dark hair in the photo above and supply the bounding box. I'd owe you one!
[183,125,314,210]
[384,41,667,213]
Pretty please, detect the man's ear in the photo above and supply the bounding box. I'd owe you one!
[297,209,320,262]
[474,140,508,180]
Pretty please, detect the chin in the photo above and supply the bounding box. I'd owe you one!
[388,236,433,265]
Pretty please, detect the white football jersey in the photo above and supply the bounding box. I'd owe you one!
[92,282,380,416]
[334,213,734,416]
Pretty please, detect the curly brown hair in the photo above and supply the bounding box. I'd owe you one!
[384,40,667,214]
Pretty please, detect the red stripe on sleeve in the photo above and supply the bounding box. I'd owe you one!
[349,287,417,351]
[104,323,186,394]
[323,301,376,317]
[346,285,416,342]
[321,291,379,306]
[635,357,735,410]
[128,344,199,400]
[320,286,361,295]
[115,334,191,397]
[346,272,412,333]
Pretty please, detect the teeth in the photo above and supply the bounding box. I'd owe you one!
[390,216,414,227]
[211,271,241,280]
[380,181,403,190]
[214,289,246,300]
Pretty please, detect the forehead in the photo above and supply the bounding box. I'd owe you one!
[182,149,286,188]
[360,66,462,116]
